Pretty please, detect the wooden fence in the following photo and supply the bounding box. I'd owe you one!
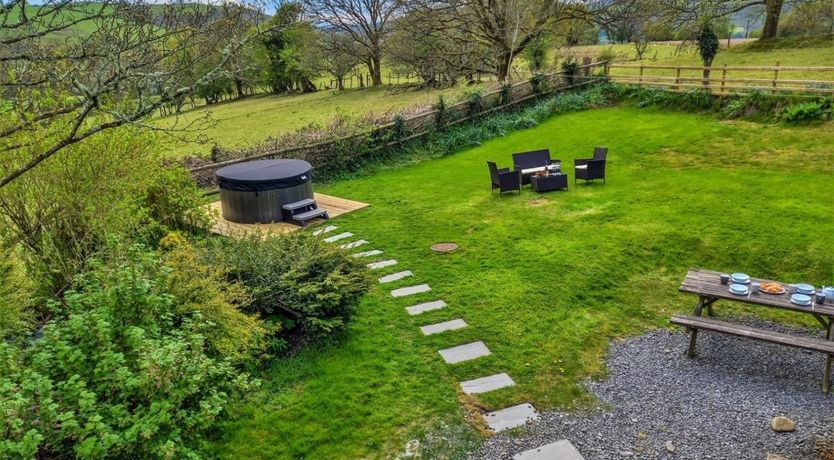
[190,61,608,189]
[606,63,834,96]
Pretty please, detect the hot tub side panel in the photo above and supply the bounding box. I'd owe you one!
[220,181,313,224]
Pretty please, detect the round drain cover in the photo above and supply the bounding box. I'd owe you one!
[431,242,459,253]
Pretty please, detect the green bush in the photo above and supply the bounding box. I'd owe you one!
[138,165,211,244]
[780,100,833,122]
[206,232,372,339]
[0,247,34,342]
[0,248,256,459]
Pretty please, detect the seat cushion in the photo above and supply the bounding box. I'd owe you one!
[574,164,588,170]
[521,166,547,175]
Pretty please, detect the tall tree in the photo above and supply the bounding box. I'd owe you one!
[0,0,271,188]
[303,0,401,86]
[659,0,794,39]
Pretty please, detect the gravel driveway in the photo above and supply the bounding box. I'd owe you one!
[469,319,833,460]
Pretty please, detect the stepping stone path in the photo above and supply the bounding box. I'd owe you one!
[323,232,353,243]
[438,341,491,364]
[460,372,515,395]
[340,239,369,249]
[391,284,431,297]
[420,319,467,335]
[379,271,413,284]
[313,225,337,236]
[367,259,397,270]
[406,300,447,315]
[484,403,538,432]
[330,231,540,444]
[513,440,585,460]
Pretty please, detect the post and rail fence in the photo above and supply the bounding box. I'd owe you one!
[606,63,834,96]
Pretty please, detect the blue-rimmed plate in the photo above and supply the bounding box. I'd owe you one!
[731,273,751,284]
[729,283,749,296]
[795,284,815,296]
[790,293,812,306]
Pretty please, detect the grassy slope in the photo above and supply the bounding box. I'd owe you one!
[214,106,834,459]
[159,85,474,158]
[576,35,834,80]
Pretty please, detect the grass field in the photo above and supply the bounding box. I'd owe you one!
[159,85,477,158]
[161,36,832,159]
[213,106,834,459]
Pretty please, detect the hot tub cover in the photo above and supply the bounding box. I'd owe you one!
[216,159,312,191]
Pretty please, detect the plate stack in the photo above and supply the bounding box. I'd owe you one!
[791,284,815,306]
[729,283,750,296]
[731,273,750,284]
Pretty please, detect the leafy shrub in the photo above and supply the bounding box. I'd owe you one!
[529,73,548,94]
[206,232,372,339]
[138,164,211,244]
[780,101,832,122]
[0,247,34,342]
[159,233,266,361]
[561,59,580,85]
[0,249,256,459]
[499,83,513,106]
[597,47,618,64]
[434,95,449,129]
[466,90,485,118]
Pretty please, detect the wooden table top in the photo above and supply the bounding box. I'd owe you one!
[680,269,834,319]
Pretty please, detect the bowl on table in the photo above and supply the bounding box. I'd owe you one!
[795,284,815,296]
[729,283,750,296]
[790,293,812,306]
[731,273,751,285]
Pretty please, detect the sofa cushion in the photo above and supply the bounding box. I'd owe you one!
[521,166,547,175]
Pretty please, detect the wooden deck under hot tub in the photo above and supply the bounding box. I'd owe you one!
[206,193,369,237]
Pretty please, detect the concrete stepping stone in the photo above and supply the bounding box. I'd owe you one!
[340,239,369,249]
[379,271,413,284]
[353,250,383,258]
[367,259,397,270]
[323,232,353,243]
[513,440,585,460]
[420,318,467,335]
[391,284,430,297]
[438,341,490,364]
[313,225,337,236]
[460,372,515,395]
[406,300,447,315]
[484,403,538,432]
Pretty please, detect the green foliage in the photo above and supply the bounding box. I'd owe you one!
[561,59,580,85]
[159,233,267,361]
[597,46,618,64]
[206,233,372,339]
[138,165,211,244]
[0,248,34,342]
[0,249,256,459]
[499,83,513,106]
[697,24,720,66]
[434,94,449,129]
[529,73,548,94]
[391,114,407,141]
[465,90,485,118]
[780,100,833,122]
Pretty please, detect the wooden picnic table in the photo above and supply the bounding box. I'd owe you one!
[674,268,834,393]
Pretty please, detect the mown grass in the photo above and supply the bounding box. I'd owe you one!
[213,106,834,459]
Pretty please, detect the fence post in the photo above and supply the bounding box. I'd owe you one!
[638,65,644,87]
[721,64,727,94]
[772,61,780,94]
[674,68,681,90]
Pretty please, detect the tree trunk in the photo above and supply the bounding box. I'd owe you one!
[234,78,244,98]
[496,51,512,83]
[761,0,784,39]
[300,78,317,93]
[369,54,383,86]
[337,76,344,90]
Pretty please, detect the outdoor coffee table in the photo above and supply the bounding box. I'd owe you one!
[673,269,834,392]
[530,174,568,192]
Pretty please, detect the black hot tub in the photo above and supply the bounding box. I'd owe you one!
[216,159,313,224]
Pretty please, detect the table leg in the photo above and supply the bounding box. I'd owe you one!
[687,297,705,358]
[824,319,832,394]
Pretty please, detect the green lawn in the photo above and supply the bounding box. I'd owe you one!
[214,106,834,459]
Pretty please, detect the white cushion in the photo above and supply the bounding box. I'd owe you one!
[575,165,588,170]
[521,166,547,175]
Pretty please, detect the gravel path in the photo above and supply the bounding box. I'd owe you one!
[470,319,833,460]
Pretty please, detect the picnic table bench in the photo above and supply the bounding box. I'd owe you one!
[673,269,834,393]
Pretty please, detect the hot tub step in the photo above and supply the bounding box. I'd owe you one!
[283,198,317,211]
[292,208,329,226]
